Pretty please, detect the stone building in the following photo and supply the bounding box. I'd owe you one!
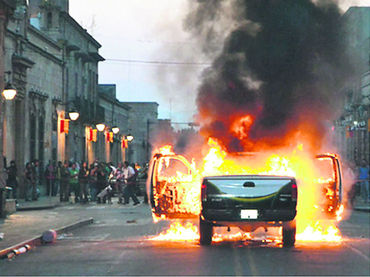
[122,102,159,165]
[335,7,370,166]
[4,0,64,190]
[2,0,104,197]
[98,84,131,165]
[28,0,104,165]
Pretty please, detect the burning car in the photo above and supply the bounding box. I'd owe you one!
[148,144,343,247]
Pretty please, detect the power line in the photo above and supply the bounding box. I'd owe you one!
[104,58,212,66]
[5,47,212,67]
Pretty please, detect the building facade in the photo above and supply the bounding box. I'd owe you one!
[335,7,370,166]
[123,102,159,165]
[98,84,131,165]
[2,0,105,197]
[28,0,104,164]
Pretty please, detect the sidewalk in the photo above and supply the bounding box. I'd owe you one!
[0,195,149,259]
[0,196,93,259]
[352,197,370,213]
[17,196,61,210]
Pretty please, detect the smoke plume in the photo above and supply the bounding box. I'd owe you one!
[187,0,353,153]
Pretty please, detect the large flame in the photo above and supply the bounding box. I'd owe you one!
[150,135,345,244]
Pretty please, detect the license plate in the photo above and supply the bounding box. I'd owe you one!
[240,209,258,219]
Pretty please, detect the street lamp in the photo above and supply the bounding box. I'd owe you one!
[96,123,105,132]
[112,126,120,134]
[2,71,17,100]
[126,134,134,142]
[68,110,79,121]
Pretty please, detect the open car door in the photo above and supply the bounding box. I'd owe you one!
[315,154,343,217]
[149,153,200,219]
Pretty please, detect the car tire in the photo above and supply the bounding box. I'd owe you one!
[199,217,213,245]
[282,220,296,248]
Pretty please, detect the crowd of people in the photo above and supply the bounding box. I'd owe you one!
[5,159,149,205]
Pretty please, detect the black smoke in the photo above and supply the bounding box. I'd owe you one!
[188,0,353,153]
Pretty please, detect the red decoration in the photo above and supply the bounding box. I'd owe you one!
[60,119,70,134]
[122,139,128,149]
[92,129,97,142]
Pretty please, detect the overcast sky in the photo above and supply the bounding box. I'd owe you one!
[69,0,369,123]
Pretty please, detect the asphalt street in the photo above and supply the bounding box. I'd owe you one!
[0,201,369,276]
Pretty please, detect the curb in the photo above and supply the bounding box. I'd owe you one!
[16,203,60,211]
[0,217,94,259]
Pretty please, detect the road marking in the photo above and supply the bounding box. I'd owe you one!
[107,243,127,275]
[246,248,259,276]
[232,247,243,276]
[344,242,370,262]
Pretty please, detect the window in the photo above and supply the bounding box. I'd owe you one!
[47,12,52,28]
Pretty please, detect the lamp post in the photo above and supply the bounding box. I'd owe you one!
[2,71,17,100]
[96,123,105,132]
[62,100,80,163]
[112,126,120,134]
[68,110,79,121]
[126,133,134,142]
[125,133,134,162]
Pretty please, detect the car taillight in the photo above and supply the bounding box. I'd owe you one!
[201,181,207,201]
[291,181,297,201]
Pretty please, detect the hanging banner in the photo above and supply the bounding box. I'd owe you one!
[92,129,97,142]
[106,131,110,143]
[122,139,128,149]
[109,132,114,143]
[88,127,93,141]
[60,119,70,134]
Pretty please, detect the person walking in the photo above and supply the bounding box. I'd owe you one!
[44,161,55,197]
[69,162,80,203]
[60,161,70,202]
[78,161,89,203]
[96,163,107,204]
[114,162,125,204]
[6,160,18,200]
[122,161,140,205]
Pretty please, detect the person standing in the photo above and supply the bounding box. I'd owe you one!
[60,161,70,202]
[32,160,41,198]
[69,162,80,203]
[122,161,140,205]
[54,161,62,197]
[30,160,39,200]
[24,162,34,201]
[6,161,18,199]
[44,161,55,197]
[89,162,99,202]
[358,159,370,203]
[78,161,89,203]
